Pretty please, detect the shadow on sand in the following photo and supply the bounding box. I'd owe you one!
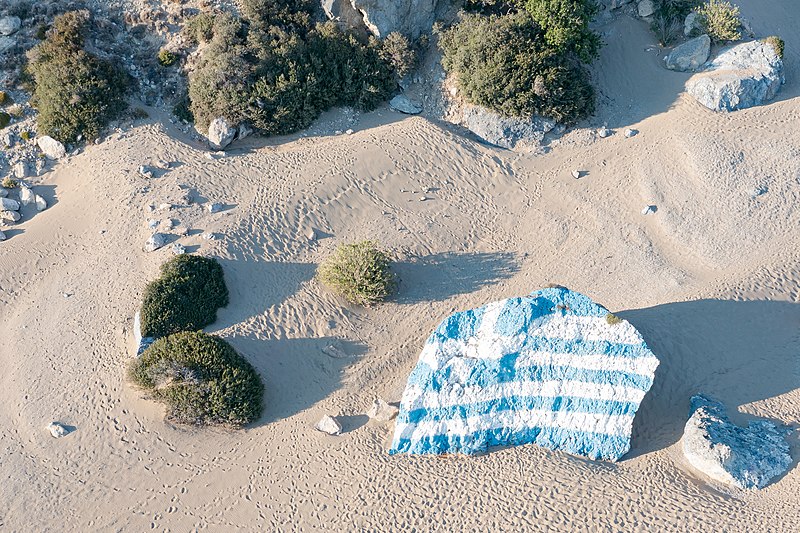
[622,298,800,461]
[393,251,520,304]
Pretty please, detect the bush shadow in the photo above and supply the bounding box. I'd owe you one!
[621,299,800,462]
[392,251,521,304]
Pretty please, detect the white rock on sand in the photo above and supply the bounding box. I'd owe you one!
[37,136,67,159]
[682,395,792,489]
[47,422,69,438]
[144,233,167,252]
[366,399,399,422]
[315,415,342,435]
[207,117,237,150]
[1,197,20,211]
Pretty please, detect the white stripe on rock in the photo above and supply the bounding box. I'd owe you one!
[395,408,635,442]
[401,379,648,411]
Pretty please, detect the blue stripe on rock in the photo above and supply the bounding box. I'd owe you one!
[389,425,632,460]
[399,395,639,425]
[409,358,654,391]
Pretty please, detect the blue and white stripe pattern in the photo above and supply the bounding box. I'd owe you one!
[389,288,659,461]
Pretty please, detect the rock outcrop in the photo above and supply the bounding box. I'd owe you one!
[322,0,366,33]
[0,16,21,36]
[389,287,660,460]
[207,117,237,150]
[389,94,422,115]
[315,415,342,435]
[350,0,438,38]
[461,106,557,149]
[367,398,399,422]
[637,0,655,18]
[686,40,785,111]
[37,136,66,159]
[682,395,792,489]
[665,35,711,72]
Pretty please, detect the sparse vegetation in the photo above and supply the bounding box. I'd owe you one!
[140,255,230,339]
[606,313,622,325]
[129,331,264,427]
[522,0,601,63]
[0,112,9,129]
[0,91,10,105]
[186,0,403,136]
[2,177,18,189]
[695,0,741,43]
[650,0,700,45]
[185,12,216,43]
[158,49,178,67]
[438,11,596,124]
[764,35,785,58]
[26,11,129,144]
[379,32,420,81]
[20,131,31,141]
[318,241,397,306]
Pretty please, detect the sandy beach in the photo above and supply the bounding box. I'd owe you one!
[1,1,799,530]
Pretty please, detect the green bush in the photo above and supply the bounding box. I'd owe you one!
[522,0,601,63]
[185,13,216,43]
[0,91,10,105]
[140,255,230,339]
[649,0,701,45]
[0,112,9,129]
[2,177,18,189]
[439,12,595,124]
[318,241,397,306]
[695,0,741,43]
[379,32,419,81]
[187,2,397,136]
[26,11,129,144]
[605,313,622,325]
[20,130,31,141]
[158,49,178,67]
[764,35,785,58]
[129,331,264,426]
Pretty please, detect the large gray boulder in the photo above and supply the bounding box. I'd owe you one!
[350,0,438,38]
[682,395,792,489]
[322,0,366,33]
[666,35,711,72]
[686,40,785,112]
[207,117,237,150]
[637,0,655,17]
[0,16,21,36]
[389,94,422,115]
[462,105,556,149]
[37,136,66,159]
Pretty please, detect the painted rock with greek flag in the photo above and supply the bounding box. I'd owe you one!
[389,287,659,461]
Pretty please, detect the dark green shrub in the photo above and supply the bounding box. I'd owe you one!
[26,11,129,144]
[189,10,395,135]
[318,240,397,306]
[439,12,595,124]
[649,1,701,45]
[606,313,622,325]
[0,112,9,129]
[185,13,216,43]
[158,49,178,67]
[0,91,10,105]
[20,130,31,141]
[379,32,419,80]
[522,0,601,63]
[140,255,230,339]
[764,35,784,58]
[173,97,194,123]
[695,0,741,43]
[129,331,264,426]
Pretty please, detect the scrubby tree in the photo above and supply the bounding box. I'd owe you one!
[521,0,601,62]
[129,332,264,427]
[695,0,741,43]
[26,11,129,144]
[439,12,595,123]
[140,255,229,339]
[318,241,397,306]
